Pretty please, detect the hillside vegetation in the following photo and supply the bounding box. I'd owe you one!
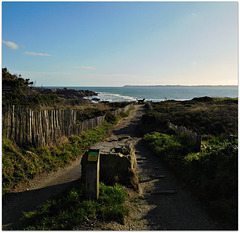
[142,97,237,136]
[142,97,238,228]
[2,68,62,107]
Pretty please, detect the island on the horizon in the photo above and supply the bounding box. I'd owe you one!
[123,85,238,88]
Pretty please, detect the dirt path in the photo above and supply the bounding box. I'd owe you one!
[3,105,225,230]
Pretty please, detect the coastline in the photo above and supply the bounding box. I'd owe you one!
[35,86,238,103]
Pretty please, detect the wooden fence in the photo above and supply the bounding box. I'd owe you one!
[2,104,133,147]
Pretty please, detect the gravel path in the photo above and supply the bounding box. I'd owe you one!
[3,105,225,230]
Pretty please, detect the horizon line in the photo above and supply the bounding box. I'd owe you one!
[36,84,238,88]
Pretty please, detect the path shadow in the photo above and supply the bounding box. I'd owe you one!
[141,178,228,230]
[2,179,80,225]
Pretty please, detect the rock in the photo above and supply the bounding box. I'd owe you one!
[81,138,139,190]
[91,98,100,102]
[191,96,213,102]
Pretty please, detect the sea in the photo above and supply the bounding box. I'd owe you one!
[45,86,238,102]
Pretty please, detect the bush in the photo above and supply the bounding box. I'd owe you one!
[2,68,63,107]
[143,132,193,161]
[105,111,117,124]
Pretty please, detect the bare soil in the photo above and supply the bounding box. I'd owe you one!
[2,105,227,230]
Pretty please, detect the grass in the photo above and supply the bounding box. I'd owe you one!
[12,182,129,230]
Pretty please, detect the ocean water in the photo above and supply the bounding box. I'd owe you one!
[46,86,238,102]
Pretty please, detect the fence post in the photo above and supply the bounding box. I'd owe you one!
[195,135,202,152]
[85,149,100,200]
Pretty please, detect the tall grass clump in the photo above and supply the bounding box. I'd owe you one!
[13,183,128,230]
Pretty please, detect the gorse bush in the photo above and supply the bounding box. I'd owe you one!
[13,183,128,230]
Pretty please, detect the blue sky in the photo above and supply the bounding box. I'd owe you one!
[2,1,238,86]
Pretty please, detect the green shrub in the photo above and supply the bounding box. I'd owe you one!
[2,68,62,107]
[105,111,117,124]
[143,132,190,161]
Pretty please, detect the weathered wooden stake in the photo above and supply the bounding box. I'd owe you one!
[195,135,202,152]
[86,149,100,200]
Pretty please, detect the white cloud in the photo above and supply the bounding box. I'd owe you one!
[76,66,96,70]
[2,40,19,50]
[23,51,51,56]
